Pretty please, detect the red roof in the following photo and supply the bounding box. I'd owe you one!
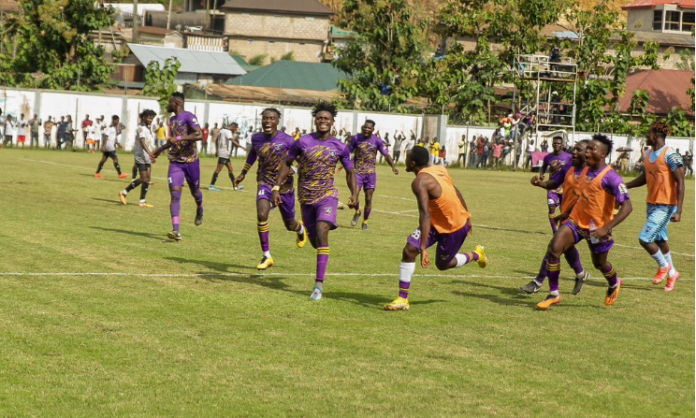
[623,0,695,9]
[618,70,694,116]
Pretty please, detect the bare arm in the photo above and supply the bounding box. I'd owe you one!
[625,172,646,189]
[412,176,432,267]
[272,158,294,207]
[672,166,685,222]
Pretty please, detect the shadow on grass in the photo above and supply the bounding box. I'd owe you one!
[325,289,446,309]
[91,197,126,206]
[82,173,127,183]
[91,226,168,241]
[478,225,546,235]
[165,256,258,274]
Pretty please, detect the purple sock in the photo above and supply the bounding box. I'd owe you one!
[170,189,181,231]
[193,189,203,211]
[364,207,371,221]
[535,255,548,284]
[602,263,618,287]
[546,257,561,293]
[399,281,410,299]
[548,214,558,233]
[316,246,329,283]
[257,222,270,252]
[563,246,584,276]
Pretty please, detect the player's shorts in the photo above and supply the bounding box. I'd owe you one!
[639,203,677,243]
[17,135,26,143]
[86,138,96,145]
[257,184,296,222]
[564,219,613,254]
[135,163,151,172]
[547,190,562,208]
[406,221,470,268]
[356,172,377,190]
[301,196,339,241]
[103,151,117,159]
[168,160,201,190]
[217,157,230,165]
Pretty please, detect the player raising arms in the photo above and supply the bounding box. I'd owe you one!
[384,146,488,311]
[349,120,399,230]
[152,92,204,241]
[119,109,157,208]
[273,101,358,301]
[532,136,573,232]
[625,121,685,291]
[536,134,632,310]
[520,140,590,295]
[94,115,128,179]
[235,108,308,270]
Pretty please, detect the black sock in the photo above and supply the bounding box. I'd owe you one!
[228,172,236,185]
[96,162,105,173]
[132,165,138,179]
[125,179,142,192]
[114,162,122,175]
[140,182,149,201]
[211,172,219,186]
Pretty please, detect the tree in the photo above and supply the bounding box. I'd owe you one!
[0,0,116,91]
[143,58,181,115]
[333,0,426,113]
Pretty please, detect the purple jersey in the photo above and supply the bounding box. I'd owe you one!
[349,134,389,175]
[288,133,353,205]
[246,131,295,193]
[168,111,201,163]
[542,151,573,190]
[583,166,630,205]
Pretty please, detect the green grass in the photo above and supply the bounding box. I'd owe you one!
[0,148,693,417]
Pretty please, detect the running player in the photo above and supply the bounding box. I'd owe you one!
[384,146,488,311]
[152,92,204,241]
[209,121,245,191]
[532,136,573,232]
[94,115,128,179]
[625,121,685,291]
[349,120,399,230]
[119,109,157,208]
[520,140,590,295]
[272,101,358,301]
[235,108,307,270]
[536,134,632,310]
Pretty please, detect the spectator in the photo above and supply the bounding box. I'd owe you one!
[480,137,490,169]
[457,134,467,166]
[469,137,477,167]
[393,131,405,163]
[475,136,484,168]
[293,127,301,140]
[43,116,54,148]
[380,132,391,163]
[683,150,693,176]
[56,116,67,150]
[156,120,166,147]
[540,139,549,152]
[29,114,41,149]
[429,138,441,164]
[81,114,93,149]
[65,115,75,150]
[524,139,535,169]
[16,113,28,148]
[211,123,220,151]
[3,114,15,147]
[438,143,447,166]
[201,122,210,155]
[492,140,504,168]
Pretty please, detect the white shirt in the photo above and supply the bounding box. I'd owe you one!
[217,128,233,158]
[134,124,154,164]
[104,126,118,151]
[17,120,28,136]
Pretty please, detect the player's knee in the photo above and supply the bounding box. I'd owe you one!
[591,259,607,270]
[283,220,295,231]
[402,245,418,262]
[435,260,450,271]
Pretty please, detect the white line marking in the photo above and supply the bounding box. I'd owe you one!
[0,272,690,281]
[613,244,695,258]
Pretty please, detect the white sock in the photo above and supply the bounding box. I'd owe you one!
[264,251,272,258]
[297,224,305,235]
[549,290,560,296]
[139,199,146,203]
[400,262,416,283]
[663,251,676,275]
[576,270,586,280]
[650,250,669,268]
[455,253,469,268]
[122,189,128,195]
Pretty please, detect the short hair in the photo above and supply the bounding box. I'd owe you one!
[364,119,376,127]
[552,136,564,143]
[650,120,671,138]
[262,108,281,118]
[172,92,185,100]
[312,100,338,118]
[112,115,120,121]
[230,122,238,127]
[592,133,613,154]
[577,139,590,146]
[139,109,156,120]
[411,146,430,167]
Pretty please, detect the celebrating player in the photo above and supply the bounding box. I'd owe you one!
[349,120,399,230]
[209,121,245,191]
[235,108,307,270]
[536,134,632,310]
[384,146,488,311]
[152,92,204,241]
[273,101,358,301]
[520,140,590,295]
[625,121,685,291]
[119,109,157,208]
[532,136,573,232]
[94,115,128,179]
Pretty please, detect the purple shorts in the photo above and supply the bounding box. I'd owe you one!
[564,219,614,254]
[356,172,377,190]
[168,160,201,190]
[547,190,562,208]
[257,184,296,222]
[407,222,470,267]
[301,197,339,241]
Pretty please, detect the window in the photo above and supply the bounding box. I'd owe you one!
[653,10,663,30]
[665,11,680,31]
[305,16,314,21]
[683,12,695,32]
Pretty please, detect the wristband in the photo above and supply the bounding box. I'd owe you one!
[271,186,280,192]
[176,136,182,141]
[240,170,247,176]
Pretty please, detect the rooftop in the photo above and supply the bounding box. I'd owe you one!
[127,44,246,76]
[225,60,346,91]
[220,0,333,16]
[622,0,695,9]
[619,70,695,116]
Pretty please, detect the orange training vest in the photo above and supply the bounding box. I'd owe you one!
[418,165,470,233]
[571,166,616,229]
[560,166,580,214]
[644,147,678,205]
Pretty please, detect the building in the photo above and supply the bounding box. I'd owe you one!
[624,0,695,33]
[224,60,346,90]
[220,0,333,64]
[618,69,695,118]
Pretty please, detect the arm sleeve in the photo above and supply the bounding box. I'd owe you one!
[242,145,258,174]
[348,136,357,152]
[377,138,389,156]
[603,173,630,204]
[665,149,684,171]
[287,139,302,161]
[187,113,200,130]
[339,144,354,171]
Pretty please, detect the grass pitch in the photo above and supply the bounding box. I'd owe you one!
[0,149,693,418]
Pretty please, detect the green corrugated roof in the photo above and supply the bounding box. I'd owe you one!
[231,55,261,72]
[224,61,347,91]
[331,25,357,37]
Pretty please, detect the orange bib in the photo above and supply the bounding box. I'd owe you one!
[418,165,470,233]
[644,148,678,205]
[571,166,616,229]
[560,166,580,214]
